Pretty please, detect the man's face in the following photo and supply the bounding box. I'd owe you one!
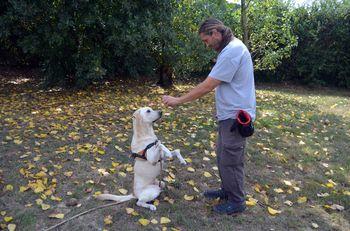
[199,29,222,51]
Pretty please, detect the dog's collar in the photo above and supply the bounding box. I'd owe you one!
[131,140,159,161]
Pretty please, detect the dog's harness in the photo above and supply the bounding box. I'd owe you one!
[131,140,164,187]
[131,140,159,162]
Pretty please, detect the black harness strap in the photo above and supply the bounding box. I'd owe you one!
[131,140,158,161]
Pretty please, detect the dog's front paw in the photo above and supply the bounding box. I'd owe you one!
[160,181,166,189]
[149,205,157,211]
[180,159,187,165]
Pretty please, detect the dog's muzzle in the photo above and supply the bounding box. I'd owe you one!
[153,110,162,123]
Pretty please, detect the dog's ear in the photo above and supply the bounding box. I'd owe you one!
[133,110,142,121]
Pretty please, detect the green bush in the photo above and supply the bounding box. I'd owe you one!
[248,0,297,71]
[275,0,350,88]
[1,0,349,88]
[0,0,175,88]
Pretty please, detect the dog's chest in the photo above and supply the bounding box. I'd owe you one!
[134,160,161,179]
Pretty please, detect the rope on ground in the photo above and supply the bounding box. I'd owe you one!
[42,201,122,231]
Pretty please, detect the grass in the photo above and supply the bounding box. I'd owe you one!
[0,72,349,231]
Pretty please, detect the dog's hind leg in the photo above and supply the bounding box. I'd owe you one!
[136,201,157,211]
[136,185,161,211]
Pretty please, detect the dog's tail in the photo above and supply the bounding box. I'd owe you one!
[96,194,136,203]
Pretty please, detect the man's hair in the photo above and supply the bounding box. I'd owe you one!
[198,18,234,51]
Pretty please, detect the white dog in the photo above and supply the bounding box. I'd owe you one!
[97,107,186,210]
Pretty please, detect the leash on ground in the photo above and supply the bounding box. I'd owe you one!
[42,201,123,231]
[43,175,109,231]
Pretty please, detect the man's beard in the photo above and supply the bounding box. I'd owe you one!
[209,39,221,51]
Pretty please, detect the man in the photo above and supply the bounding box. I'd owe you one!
[162,18,256,215]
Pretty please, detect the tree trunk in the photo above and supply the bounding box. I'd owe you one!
[157,64,173,88]
[241,0,249,48]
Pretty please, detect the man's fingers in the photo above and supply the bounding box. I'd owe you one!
[162,95,178,107]
[162,95,172,106]
[162,96,169,104]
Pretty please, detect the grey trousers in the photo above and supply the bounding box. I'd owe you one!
[217,119,246,204]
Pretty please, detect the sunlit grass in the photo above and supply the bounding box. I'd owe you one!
[0,80,349,230]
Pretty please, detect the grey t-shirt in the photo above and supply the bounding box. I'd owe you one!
[209,38,256,121]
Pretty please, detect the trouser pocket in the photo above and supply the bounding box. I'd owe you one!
[221,142,245,166]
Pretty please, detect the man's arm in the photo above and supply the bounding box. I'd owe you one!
[162,77,221,107]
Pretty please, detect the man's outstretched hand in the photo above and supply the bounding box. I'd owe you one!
[162,95,181,107]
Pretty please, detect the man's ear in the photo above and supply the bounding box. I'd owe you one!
[213,29,221,38]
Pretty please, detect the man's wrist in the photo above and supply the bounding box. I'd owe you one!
[178,96,186,105]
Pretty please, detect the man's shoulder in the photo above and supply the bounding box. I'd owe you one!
[228,39,247,51]
[220,38,247,57]
[218,38,248,61]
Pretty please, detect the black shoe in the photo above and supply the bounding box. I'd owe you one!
[203,189,228,200]
[213,201,246,215]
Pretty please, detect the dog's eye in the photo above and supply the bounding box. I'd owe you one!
[146,110,151,113]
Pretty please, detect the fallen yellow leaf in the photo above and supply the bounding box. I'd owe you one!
[153,199,159,206]
[187,167,195,172]
[151,219,158,224]
[115,145,123,152]
[19,186,29,192]
[187,180,195,186]
[118,188,128,195]
[7,224,16,231]
[104,215,113,225]
[184,195,194,201]
[14,139,22,145]
[203,172,212,178]
[50,196,62,202]
[4,216,13,222]
[267,207,281,215]
[35,199,43,205]
[119,172,126,177]
[139,218,150,226]
[164,197,174,204]
[131,211,139,216]
[64,171,73,177]
[254,184,262,193]
[326,182,334,188]
[246,197,258,206]
[330,204,344,211]
[274,188,284,193]
[94,191,102,196]
[284,200,293,206]
[6,185,13,191]
[297,196,307,204]
[48,213,65,219]
[126,208,134,214]
[283,180,292,186]
[41,203,51,210]
[97,149,105,155]
[112,162,120,167]
[160,217,171,224]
